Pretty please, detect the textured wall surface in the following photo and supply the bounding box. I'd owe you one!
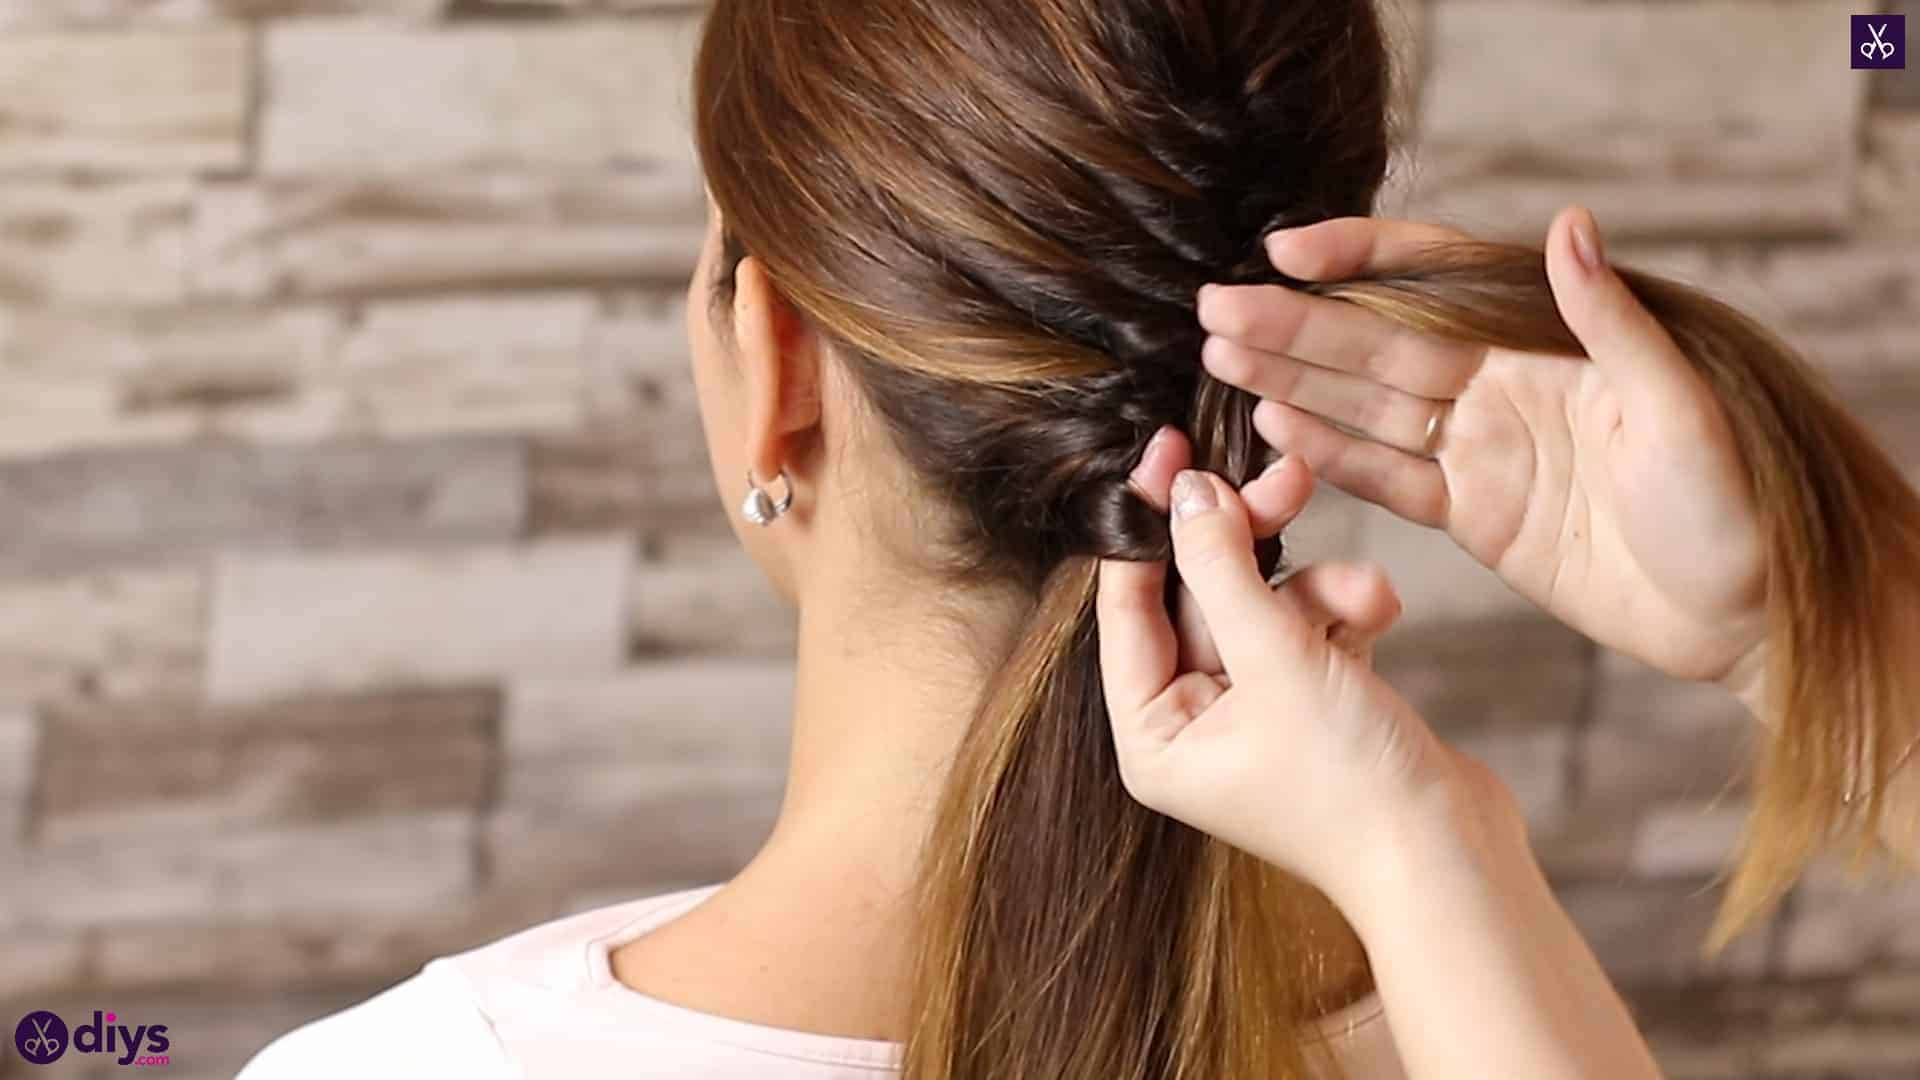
[0,1,1916,1077]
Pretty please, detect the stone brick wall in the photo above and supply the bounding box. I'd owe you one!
[0,2,1915,1077]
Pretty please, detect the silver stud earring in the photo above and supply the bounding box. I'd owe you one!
[741,467,793,526]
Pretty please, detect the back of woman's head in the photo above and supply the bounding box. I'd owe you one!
[694,2,1920,1078]
[697,0,1393,589]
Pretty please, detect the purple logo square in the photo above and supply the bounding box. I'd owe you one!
[1854,14,1905,69]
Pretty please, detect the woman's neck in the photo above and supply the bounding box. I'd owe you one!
[612,562,1371,1040]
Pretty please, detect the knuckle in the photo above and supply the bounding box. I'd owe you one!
[1202,336,1257,385]
[1355,560,1394,592]
[1110,740,1165,809]
[1100,581,1156,620]
[1175,531,1239,575]
[1355,561,1401,608]
[1208,295,1255,340]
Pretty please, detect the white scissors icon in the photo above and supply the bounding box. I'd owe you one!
[1863,21,1897,61]
[21,1015,62,1058]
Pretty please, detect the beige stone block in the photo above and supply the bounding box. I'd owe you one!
[1555,878,1772,984]
[1535,802,1639,882]
[1711,246,1920,389]
[1630,801,1751,879]
[561,882,708,918]
[505,661,793,759]
[453,0,703,11]
[0,0,199,25]
[336,292,597,437]
[262,18,705,174]
[225,0,443,15]
[1833,373,1920,476]
[1371,614,1587,831]
[1407,1,1864,239]
[585,291,697,421]
[629,525,798,657]
[0,436,526,576]
[0,568,205,707]
[1851,969,1920,1016]
[207,537,631,705]
[0,30,248,173]
[488,789,779,897]
[0,926,88,1001]
[0,707,34,848]
[0,181,194,307]
[0,305,345,455]
[528,414,718,535]
[1758,1021,1920,1075]
[1780,857,1920,975]
[95,889,557,993]
[1649,245,1920,349]
[38,686,499,842]
[502,662,793,813]
[191,170,706,299]
[0,1,441,24]
[1373,614,1591,733]
[1352,502,1535,629]
[1,811,476,930]
[1580,649,1753,817]
[1641,1038,1752,1080]
[1860,111,1920,235]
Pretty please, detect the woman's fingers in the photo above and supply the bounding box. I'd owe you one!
[1125,426,1191,515]
[1095,552,1175,717]
[1203,335,1458,456]
[1261,216,1475,281]
[1281,562,1403,661]
[1172,454,1313,673]
[1166,470,1314,679]
[1099,430,1189,715]
[1130,424,1307,541]
[1544,206,1713,427]
[1252,401,1451,529]
[1197,285,1481,402]
[1239,452,1315,538]
[1117,425,1317,679]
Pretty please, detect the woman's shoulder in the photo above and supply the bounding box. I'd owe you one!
[235,884,722,1080]
[234,959,510,1080]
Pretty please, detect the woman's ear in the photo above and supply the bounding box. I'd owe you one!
[731,255,824,484]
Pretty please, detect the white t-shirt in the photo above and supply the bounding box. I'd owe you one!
[235,883,1406,1079]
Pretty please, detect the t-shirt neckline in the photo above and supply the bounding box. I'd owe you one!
[583,883,906,1070]
[577,882,1386,1070]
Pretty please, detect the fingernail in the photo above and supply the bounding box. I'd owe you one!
[1171,470,1218,521]
[1131,425,1173,482]
[1258,454,1289,481]
[1571,212,1605,275]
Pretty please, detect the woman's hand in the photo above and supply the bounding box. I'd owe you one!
[1099,430,1664,1080]
[1196,205,1769,695]
[1097,426,1503,913]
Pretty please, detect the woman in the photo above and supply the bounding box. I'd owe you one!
[238,1,1920,1077]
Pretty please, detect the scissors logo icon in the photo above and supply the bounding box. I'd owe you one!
[1864,20,1896,61]
[13,1010,70,1064]
[1854,14,1907,68]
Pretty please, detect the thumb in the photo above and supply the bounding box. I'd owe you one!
[1545,205,1707,420]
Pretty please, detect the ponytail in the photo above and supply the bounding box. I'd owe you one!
[904,557,1372,1080]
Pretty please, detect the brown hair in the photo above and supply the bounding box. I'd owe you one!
[692,1,1920,1077]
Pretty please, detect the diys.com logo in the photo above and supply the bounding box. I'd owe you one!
[13,1009,171,1068]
